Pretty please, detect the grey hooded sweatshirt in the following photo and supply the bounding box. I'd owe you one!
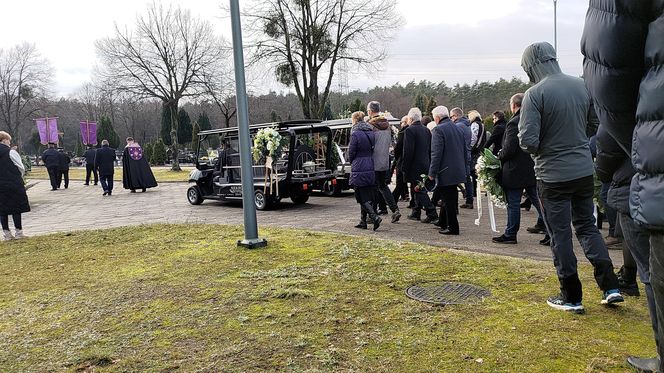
[518,42,599,183]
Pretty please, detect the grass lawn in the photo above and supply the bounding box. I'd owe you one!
[0,225,653,372]
[26,166,193,183]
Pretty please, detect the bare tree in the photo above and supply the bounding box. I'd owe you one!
[95,3,228,170]
[200,71,237,128]
[0,43,53,147]
[245,0,400,119]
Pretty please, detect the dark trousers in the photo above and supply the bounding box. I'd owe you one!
[410,184,436,218]
[464,174,474,204]
[1,214,21,230]
[47,166,59,190]
[86,164,98,185]
[650,232,664,370]
[392,171,408,201]
[600,182,617,236]
[619,213,658,350]
[58,170,69,188]
[437,185,460,234]
[504,186,544,239]
[374,171,398,212]
[538,176,619,304]
[100,174,114,193]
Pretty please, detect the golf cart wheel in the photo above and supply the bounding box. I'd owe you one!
[322,180,342,197]
[290,193,310,205]
[255,189,271,210]
[187,186,204,205]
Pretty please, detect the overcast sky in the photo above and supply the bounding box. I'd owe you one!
[0,0,589,97]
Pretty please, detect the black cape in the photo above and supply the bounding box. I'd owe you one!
[122,145,158,190]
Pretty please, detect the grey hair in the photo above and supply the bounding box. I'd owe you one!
[510,93,524,108]
[101,139,109,146]
[367,101,381,114]
[407,107,422,122]
[450,107,463,118]
[431,106,449,120]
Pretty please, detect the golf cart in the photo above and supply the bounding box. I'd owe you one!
[187,120,336,210]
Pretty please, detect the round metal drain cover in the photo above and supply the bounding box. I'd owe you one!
[405,281,491,305]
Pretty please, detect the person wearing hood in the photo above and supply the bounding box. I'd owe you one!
[519,41,622,314]
[366,101,401,223]
[582,2,664,370]
[450,107,474,209]
[429,106,467,235]
[486,111,507,156]
[348,111,381,231]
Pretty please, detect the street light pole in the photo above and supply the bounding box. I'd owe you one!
[553,0,558,54]
[229,0,267,249]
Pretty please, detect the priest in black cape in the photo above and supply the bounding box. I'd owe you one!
[122,137,157,192]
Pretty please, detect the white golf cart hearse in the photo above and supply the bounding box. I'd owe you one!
[187,120,336,210]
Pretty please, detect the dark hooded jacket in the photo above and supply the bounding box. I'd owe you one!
[518,42,599,183]
[582,0,664,229]
[348,121,375,188]
[368,115,392,172]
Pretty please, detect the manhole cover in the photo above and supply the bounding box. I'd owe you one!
[405,281,491,305]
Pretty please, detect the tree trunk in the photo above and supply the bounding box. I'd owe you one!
[168,102,181,171]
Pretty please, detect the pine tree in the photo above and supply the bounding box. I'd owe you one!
[322,102,334,120]
[160,105,172,146]
[191,121,201,153]
[349,98,363,113]
[414,93,426,113]
[425,96,437,117]
[177,108,192,146]
[151,139,167,165]
[143,142,154,165]
[197,112,212,131]
[97,116,120,149]
[270,110,282,123]
[74,136,85,157]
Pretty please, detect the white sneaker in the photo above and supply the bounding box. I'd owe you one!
[14,230,26,239]
[3,230,14,241]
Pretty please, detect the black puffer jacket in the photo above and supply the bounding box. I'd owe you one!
[582,0,664,229]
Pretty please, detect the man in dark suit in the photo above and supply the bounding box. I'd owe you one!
[57,149,70,189]
[494,93,545,244]
[95,139,117,196]
[41,143,60,191]
[402,107,436,222]
[83,145,98,186]
[486,111,507,155]
[429,106,468,235]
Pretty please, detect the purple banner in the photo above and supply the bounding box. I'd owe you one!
[36,118,59,145]
[80,121,97,145]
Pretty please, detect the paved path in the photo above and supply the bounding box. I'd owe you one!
[22,180,624,266]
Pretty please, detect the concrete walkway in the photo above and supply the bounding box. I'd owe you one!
[21,180,624,266]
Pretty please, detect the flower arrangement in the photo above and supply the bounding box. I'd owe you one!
[252,127,284,163]
[475,148,506,208]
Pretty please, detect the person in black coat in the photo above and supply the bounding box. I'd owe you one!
[95,140,117,196]
[493,94,545,244]
[57,149,71,189]
[83,146,98,185]
[401,108,436,222]
[0,131,30,240]
[122,137,158,193]
[391,116,409,203]
[485,111,506,156]
[41,143,60,191]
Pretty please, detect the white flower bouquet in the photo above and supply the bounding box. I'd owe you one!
[252,127,284,163]
[475,148,506,208]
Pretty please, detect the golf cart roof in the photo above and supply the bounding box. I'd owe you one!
[323,117,401,130]
[198,119,323,137]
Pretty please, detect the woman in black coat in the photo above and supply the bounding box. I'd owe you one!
[348,111,381,231]
[0,131,30,240]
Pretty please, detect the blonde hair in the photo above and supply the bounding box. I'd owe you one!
[0,131,11,142]
[468,110,482,123]
[351,111,365,124]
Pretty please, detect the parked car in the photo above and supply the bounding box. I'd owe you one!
[187,120,336,210]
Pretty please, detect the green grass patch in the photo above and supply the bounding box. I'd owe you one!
[0,225,653,372]
[26,166,192,183]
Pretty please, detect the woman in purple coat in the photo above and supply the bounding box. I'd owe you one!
[348,111,381,230]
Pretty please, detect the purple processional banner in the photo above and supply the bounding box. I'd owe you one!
[80,121,98,145]
[36,117,59,145]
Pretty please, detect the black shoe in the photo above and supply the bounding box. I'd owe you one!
[527,224,547,234]
[627,356,659,372]
[391,210,401,223]
[108,191,112,196]
[354,222,368,230]
[51,188,57,191]
[377,209,388,215]
[142,188,146,193]
[84,183,89,186]
[94,183,98,185]
[459,203,473,209]
[617,266,640,296]
[520,201,532,211]
[539,236,551,246]
[546,294,585,314]
[407,214,421,221]
[439,229,459,235]
[103,191,108,196]
[373,216,382,231]
[131,189,136,193]
[492,235,517,244]
[421,216,436,224]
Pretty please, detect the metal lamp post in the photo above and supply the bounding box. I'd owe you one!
[230,0,267,249]
[553,0,558,53]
